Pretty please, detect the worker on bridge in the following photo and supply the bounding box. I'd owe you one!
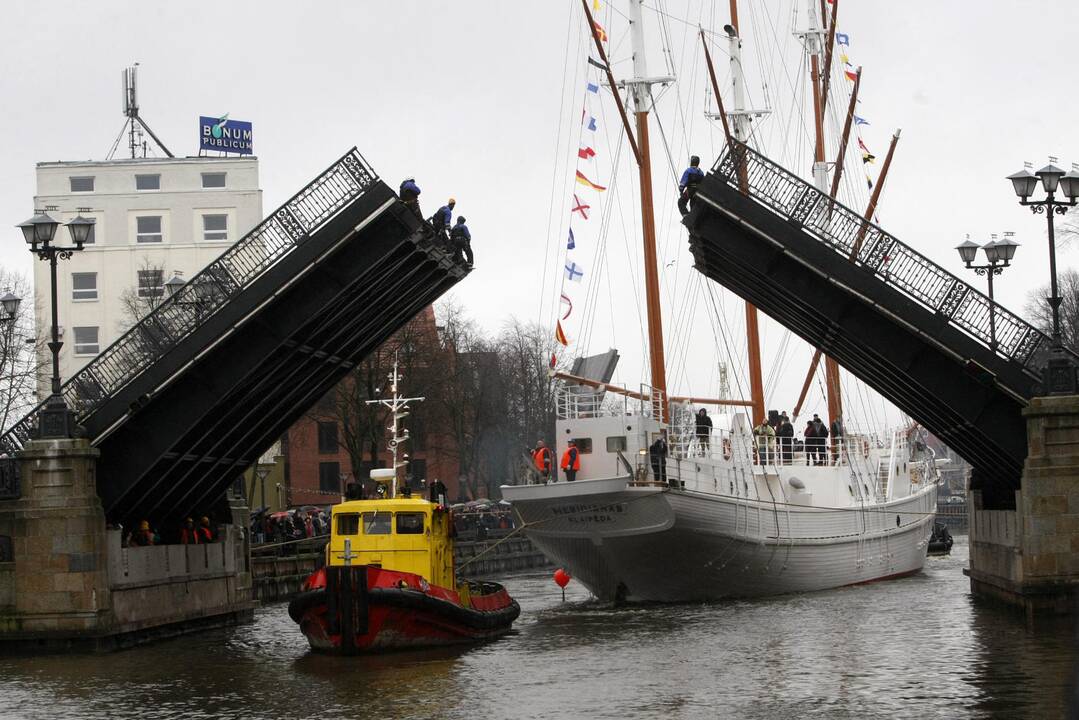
[532,440,555,484]
[677,156,705,216]
[129,520,158,547]
[198,516,214,543]
[431,198,455,242]
[450,217,473,267]
[561,439,581,483]
[400,177,422,218]
[180,517,200,545]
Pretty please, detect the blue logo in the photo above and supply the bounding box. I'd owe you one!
[199,114,253,155]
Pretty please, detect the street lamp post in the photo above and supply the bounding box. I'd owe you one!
[955,232,1019,350]
[16,210,93,438]
[1007,159,1079,394]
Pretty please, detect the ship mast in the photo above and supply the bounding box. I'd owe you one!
[624,0,670,414]
[806,0,844,428]
[365,353,424,498]
[725,1,768,427]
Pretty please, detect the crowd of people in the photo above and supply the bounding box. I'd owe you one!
[752,412,846,466]
[450,501,516,541]
[250,507,330,545]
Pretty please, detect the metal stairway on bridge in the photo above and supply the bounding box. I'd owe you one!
[685,143,1075,509]
[0,148,469,522]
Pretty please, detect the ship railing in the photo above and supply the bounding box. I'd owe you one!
[712,141,1075,377]
[676,432,885,470]
[554,385,632,420]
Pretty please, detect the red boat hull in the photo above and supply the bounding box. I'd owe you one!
[289,566,520,654]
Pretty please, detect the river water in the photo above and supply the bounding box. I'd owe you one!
[1,536,1077,719]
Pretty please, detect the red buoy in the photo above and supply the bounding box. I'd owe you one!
[554,568,571,588]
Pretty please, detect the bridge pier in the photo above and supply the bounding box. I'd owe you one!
[0,439,254,652]
[968,396,1079,621]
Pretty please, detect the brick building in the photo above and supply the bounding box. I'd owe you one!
[281,306,461,507]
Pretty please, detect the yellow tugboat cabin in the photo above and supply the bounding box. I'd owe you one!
[328,496,456,592]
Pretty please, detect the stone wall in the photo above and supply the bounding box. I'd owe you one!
[968,395,1079,618]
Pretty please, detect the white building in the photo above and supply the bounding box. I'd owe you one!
[32,156,263,395]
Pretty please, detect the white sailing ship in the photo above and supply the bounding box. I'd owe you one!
[501,0,940,603]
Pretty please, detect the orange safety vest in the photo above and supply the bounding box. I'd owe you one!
[533,447,552,472]
[561,446,580,471]
[180,527,200,545]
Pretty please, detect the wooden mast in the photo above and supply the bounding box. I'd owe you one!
[581,0,668,416]
[719,1,767,427]
[793,126,902,420]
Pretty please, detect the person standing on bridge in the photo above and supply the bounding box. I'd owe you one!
[449,217,473,267]
[561,439,581,483]
[677,155,705,216]
[399,177,422,218]
[199,516,215,543]
[754,419,775,465]
[811,414,829,466]
[430,198,455,241]
[180,517,200,545]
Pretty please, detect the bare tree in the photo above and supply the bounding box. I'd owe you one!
[0,268,47,433]
[1025,267,1079,355]
[117,257,168,332]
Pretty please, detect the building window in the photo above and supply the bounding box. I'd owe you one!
[70,176,94,192]
[201,172,226,188]
[137,269,164,298]
[202,214,228,242]
[318,461,340,493]
[73,326,99,356]
[82,222,96,245]
[317,421,339,454]
[135,174,160,191]
[71,272,97,301]
[136,216,162,243]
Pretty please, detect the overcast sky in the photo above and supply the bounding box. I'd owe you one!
[2,1,1078,430]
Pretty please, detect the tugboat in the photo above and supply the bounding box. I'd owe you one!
[288,359,520,654]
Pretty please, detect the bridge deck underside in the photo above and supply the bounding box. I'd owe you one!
[687,178,1030,506]
[89,185,466,522]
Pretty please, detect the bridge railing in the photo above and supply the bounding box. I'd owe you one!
[711,143,1057,375]
[0,149,379,455]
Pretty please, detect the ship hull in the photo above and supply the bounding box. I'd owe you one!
[289,567,520,654]
[505,477,938,603]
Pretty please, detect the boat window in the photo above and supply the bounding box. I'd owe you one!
[336,513,359,535]
[606,436,627,452]
[362,512,392,535]
[572,438,593,454]
[396,512,425,535]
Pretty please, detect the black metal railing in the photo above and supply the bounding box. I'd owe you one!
[712,144,1057,374]
[0,148,379,456]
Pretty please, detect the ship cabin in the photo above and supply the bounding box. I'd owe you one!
[327,495,456,592]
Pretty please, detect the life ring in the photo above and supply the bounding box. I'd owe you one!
[722,438,732,461]
[862,439,870,458]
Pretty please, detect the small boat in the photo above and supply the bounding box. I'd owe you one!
[927,523,954,556]
[288,361,519,654]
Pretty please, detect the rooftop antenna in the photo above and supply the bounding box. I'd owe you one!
[107,64,174,160]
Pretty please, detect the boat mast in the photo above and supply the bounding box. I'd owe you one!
[624,0,671,417]
[365,353,424,498]
[806,0,844,427]
[725,0,767,426]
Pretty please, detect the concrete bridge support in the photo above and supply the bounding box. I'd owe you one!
[0,439,254,651]
[968,396,1079,620]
